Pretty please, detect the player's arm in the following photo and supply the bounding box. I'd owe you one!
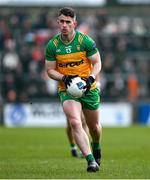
[82,51,101,92]
[83,34,102,79]
[45,40,64,81]
[45,40,77,86]
[45,60,63,81]
[45,60,78,87]
[88,51,102,79]
[82,35,102,91]
[88,51,101,90]
[95,72,101,89]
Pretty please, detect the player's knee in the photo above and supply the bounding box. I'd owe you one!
[70,118,82,130]
[89,123,100,133]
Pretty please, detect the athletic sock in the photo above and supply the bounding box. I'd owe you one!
[85,154,95,163]
[70,143,77,150]
[91,142,101,150]
[70,144,78,157]
[91,142,101,165]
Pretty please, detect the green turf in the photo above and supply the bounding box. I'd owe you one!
[0,126,150,179]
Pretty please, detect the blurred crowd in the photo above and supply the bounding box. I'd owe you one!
[0,8,150,104]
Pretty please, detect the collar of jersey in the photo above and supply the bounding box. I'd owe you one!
[59,31,76,45]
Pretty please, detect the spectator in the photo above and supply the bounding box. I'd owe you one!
[127,73,139,102]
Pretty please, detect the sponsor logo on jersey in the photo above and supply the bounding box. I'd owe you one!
[58,59,84,68]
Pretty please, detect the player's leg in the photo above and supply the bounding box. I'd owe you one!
[83,108,102,166]
[81,111,89,137]
[82,88,102,167]
[66,111,89,158]
[79,112,90,157]
[63,100,91,156]
[63,100,99,172]
[66,120,78,157]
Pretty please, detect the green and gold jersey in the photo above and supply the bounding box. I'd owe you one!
[45,31,98,91]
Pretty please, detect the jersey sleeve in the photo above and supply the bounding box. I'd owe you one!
[45,40,56,61]
[83,35,98,57]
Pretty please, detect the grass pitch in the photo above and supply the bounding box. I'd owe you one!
[0,126,150,179]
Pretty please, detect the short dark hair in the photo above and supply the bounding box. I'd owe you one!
[58,7,76,20]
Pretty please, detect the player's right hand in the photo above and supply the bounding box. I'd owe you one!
[62,75,78,87]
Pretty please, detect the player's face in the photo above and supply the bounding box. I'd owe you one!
[57,14,77,35]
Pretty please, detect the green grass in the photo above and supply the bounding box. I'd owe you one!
[0,126,150,179]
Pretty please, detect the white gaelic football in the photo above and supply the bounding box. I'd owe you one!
[67,77,86,98]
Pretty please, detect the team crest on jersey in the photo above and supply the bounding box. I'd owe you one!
[56,49,61,53]
[76,45,80,51]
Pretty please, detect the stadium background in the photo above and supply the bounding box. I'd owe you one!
[0,0,150,179]
[0,0,149,127]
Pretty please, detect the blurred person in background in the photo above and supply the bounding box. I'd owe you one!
[45,7,102,172]
[127,73,139,102]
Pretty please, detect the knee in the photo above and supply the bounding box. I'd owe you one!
[69,118,82,130]
[89,123,100,133]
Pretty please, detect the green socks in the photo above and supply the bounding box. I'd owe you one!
[70,143,77,150]
[91,142,101,150]
[86,154,95,162]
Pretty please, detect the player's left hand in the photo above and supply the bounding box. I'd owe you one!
[82,76,95,94]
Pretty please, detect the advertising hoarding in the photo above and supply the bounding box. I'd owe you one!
[4,102,133,127]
